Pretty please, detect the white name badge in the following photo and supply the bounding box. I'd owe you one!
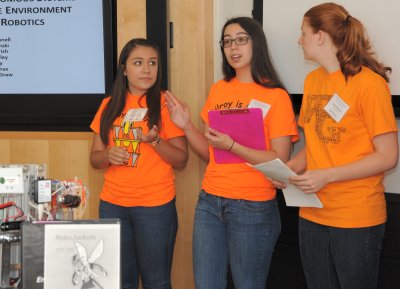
[123,108,148,122]
[248,99,271,118]
[324,93,349,123]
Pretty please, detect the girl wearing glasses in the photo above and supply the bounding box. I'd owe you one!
[166,17,298,289]
[275,3,398,289]
[90,38,188,289]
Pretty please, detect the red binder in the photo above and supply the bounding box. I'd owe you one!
[208,108,266,164]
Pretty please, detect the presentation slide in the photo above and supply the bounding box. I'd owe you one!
[0,0,105,94]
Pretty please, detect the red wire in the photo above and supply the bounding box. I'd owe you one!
[0,202,15,210]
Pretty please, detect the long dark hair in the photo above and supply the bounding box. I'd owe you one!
[100,38,162,145]
[304,2,391,82]
[220,17,286,90]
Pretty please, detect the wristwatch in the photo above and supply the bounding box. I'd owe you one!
[151,135,161,147]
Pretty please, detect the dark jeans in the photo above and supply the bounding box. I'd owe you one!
[193,190,281,289]
[99,199,178,289]
[299,217,385,289]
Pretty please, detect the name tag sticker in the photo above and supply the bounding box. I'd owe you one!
[248,99,271,118]
[324,93,349,123]
[123,108,148,122]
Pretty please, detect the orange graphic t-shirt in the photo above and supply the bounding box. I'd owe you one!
[298,66,398,228]
[90,92,185,207]
[201,78,299,201]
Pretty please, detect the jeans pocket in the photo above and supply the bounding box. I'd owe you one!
[198,190,207,199]
[241,199,269,211]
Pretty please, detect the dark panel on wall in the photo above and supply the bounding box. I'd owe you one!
[146,0,169,90]
[252,0,263,24]
[266,192,307,289]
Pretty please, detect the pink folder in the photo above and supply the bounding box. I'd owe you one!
[208,108,266,164]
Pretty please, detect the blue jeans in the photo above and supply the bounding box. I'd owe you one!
[99,199,178,289]
[299,217,385,289]
[193,190,281,289]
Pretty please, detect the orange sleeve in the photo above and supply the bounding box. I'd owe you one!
[358,79,397,137]
[266,90,299,142]
[90,97,111,134]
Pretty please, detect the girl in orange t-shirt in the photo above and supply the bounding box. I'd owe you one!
[166,17,298,289]
[275,3,398,289]
[90,38,188,289]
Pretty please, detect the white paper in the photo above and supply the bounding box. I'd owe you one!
[250,158,323,208]
[248,99,271,118]
[123,108,148,122]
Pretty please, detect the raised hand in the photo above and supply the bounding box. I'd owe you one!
[165,90,191,130]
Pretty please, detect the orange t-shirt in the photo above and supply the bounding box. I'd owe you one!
[201,78,299,201]
[90,92,185,207]
[298,67,398,228]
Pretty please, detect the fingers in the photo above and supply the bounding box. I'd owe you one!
[204,129,213,141]
[204,127,219,140]
[205,127,233,150]
[207,127,222,137]
[165,90,181,108]
[165,90,175,109]
[289,175,317,194]
[166,90,189,110]
[149,125,159,135]
[165,90,176,102]
[137,125,159,143]
[207,127,216,136]
[108,147,130,165]
[269,179,287,189]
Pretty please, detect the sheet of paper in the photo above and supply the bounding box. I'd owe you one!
[250,158,323,208]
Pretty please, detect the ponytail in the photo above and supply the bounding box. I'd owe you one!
[305,3,391,82]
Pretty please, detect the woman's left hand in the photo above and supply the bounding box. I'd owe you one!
[138,125,159,144]
[289,169,330,194]
[205,127,234,151]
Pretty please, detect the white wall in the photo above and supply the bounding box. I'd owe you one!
[262,0,400,95]
[383,119,400,194]
[213,0,253,81]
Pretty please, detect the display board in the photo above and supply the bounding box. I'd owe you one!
[0,0,116,131]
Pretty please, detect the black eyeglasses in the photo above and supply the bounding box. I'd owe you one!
[219,36,251,48]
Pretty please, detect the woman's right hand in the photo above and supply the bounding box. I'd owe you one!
[107,146,130,166]
[269,178,288,190]
[165,90,191,130]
